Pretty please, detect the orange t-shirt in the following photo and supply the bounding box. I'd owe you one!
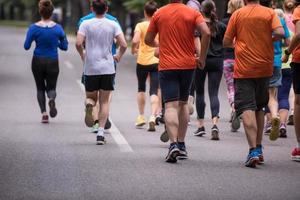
[224,4,282,78]
[147,3,204,71]
[292,6,300,63]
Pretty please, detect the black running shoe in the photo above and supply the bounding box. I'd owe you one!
[105,118,112,130]
[49,100,57,118]
[211,125,220,140]
[193,127,206,137]
[178,142,188,160]
[165,143,180,163]
[96,135,106,145]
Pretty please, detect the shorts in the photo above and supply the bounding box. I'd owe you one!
[291,62,300,94]
[84,74,115,92]
[269,67,282,87]
[136,63,159,96]
[159,69,195,103]
[234,77,269,116]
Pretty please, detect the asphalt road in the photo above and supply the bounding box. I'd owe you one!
[0,26,299,200]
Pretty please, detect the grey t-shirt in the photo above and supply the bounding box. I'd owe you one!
[78,17,122,75]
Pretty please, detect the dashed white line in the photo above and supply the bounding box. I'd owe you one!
[64,60,74,69]
[76,79,133,153]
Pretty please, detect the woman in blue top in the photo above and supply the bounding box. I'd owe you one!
[24,0,68,123]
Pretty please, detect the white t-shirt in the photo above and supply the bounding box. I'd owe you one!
[78,17,122,75]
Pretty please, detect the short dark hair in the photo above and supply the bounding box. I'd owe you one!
[39,0,54,19]
[259,0,272,7]
[144,1,158,17]
[92,0,108,15]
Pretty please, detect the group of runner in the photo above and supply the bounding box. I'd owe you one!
[24,0,300,167]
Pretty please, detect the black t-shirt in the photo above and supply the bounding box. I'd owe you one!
[206,21,227,58]
[222,15,235,59]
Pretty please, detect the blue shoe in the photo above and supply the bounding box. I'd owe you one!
[165,143,180,163]
[178,142,188,160]
[245,149,259,168]
[256,146,264,165]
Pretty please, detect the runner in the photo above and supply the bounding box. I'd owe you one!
[24,0,68,123]
[76,0,127,145]
[282,0,300,161]
[260,1,291,141]
[222,0,244,132]
[77,1,120,133]
[132,1,160,132]
[145,0,210,163]
[223,0,284,168]
[193,0,226,141]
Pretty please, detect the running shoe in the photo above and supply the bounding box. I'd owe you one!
[193,127,206,137]
[165,143,180,163]
[291,148,300,162]
[245,149,259,168]
[264,122,272,135]
[96,135,106,145]
[90,123,99,133]
[155,113,164,125]
[279,123,287,138]
[178,142,188,160]
[135,115,146,127]
[160,129,169,143]
[105,118,112,130]
[211,125,220,141]
[256,145,264,165]
[287,114,294,125]
[269,118,280,141]
[85,103,94,127]
[231,111,241,132]
[41,115,49,123]
[49,99,57,118]
[148,115,156,132]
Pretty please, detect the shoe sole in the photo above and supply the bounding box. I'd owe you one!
[165,149,180,163]
[135,122,146,128]
[291,155,300,162]
[193,132,206,137]
[245,157,259,168]
[41,120,49,124]
[148,121,156,132]
[269,118,280,141]
[231,113,240,131]
[96,141,105,145]
[49,100,57,118]
[105,120,112,130]
[178,151,188,160]
[258,155,264,165]
[211,130,219,140]
[160,131,169,143]
[85,104,94,127]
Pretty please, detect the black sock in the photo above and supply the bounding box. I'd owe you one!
[256,144,262,148]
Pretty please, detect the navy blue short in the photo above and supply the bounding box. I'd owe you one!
[159,69,195,103]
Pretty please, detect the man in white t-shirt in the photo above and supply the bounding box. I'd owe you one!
[76,0,127,145]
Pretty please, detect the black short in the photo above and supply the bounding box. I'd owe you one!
[234,77,269,116]
[291,62,300,94]
[84,74,115,92]
[136,63,159,95]
[159,69,195,103]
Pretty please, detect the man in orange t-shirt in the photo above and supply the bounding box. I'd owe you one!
[282,0,300,162]
[223,0,284,168]
[145,0,211,163]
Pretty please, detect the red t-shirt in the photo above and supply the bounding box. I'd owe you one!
[147,3,204,71]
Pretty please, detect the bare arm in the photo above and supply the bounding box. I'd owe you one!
[114,33,128,63]
[196,22,211,69]
[273,27,285,41]
[131,31,140,55]
[145,32,159,48]
[283,21,300,63]
[194,37,201,57]
[75,33,85,61]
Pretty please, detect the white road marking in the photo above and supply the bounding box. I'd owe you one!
[76,79,133,153]
[64,60,74,69]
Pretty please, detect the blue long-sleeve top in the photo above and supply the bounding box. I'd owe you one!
[24,24,68,59]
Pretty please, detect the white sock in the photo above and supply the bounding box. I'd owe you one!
[97,127,105,137]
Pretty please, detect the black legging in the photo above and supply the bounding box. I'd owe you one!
[195,57,223,119]
[32,56,59,113]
